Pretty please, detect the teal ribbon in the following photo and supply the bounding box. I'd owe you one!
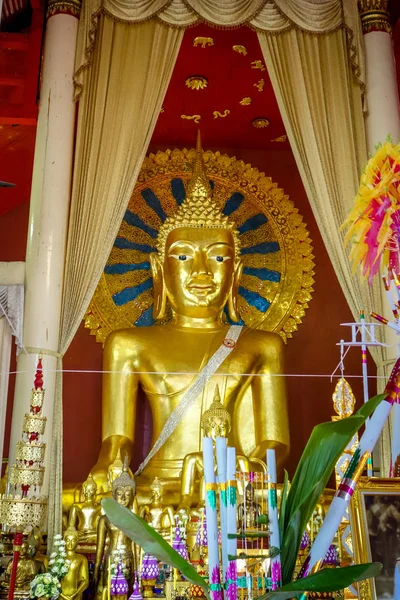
[207,490,216,510]
[221,489,227,507]
[228,486,236,506]
[209,584,222,591]
[268,488,277,509]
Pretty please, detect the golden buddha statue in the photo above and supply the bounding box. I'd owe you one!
[139,477,175,539]
[93,461,138,600]
[60,527,89,600]
[29,530,48,570]
[89,132,289,506]
[68,473,101,543]
[1,536,44,595]
[237,482,261,530]
[178,385,262,512]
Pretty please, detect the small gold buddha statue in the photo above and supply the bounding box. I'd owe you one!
[178,385,260,512]
[60,526,89,600]
[68,473,101,543]
[93,459,138,600]
[28,530,48,570]
[87,132,289,506]
[237,482,261,530]
[139,477,175,539]
[1,536,44,595]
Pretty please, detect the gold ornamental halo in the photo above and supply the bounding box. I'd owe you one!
[85,148,314,344]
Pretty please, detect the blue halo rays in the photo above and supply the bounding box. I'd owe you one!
[242,266,281,283]
[104,262,151,275]
[238,286,271,314]
[141,188,167,222]
[171,179,186,206]
[114,237,156,254]
[241,241,280,255]
[223,192,245,216]
[238,214,268,235]
[113,277,153,307]
[123,211,158,239]
[108,177,282,328]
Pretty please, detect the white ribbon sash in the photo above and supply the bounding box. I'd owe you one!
[135,325,242,475]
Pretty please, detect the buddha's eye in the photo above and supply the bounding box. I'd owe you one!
[211,255,230,263]
[179,255,187,261]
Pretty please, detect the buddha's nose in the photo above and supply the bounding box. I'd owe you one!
[192,252,211,278]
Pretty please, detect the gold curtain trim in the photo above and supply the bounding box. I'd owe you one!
[74,2,365,99]
[73,0,175,100]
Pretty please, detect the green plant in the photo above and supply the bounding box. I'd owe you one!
[102,394,384,599]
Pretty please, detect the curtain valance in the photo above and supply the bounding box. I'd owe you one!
[75,0,364,98]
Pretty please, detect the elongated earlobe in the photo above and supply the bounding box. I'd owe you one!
[228,261,243,322]
[150,253,166,320]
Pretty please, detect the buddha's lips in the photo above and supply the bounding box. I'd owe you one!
[187,282,216,292]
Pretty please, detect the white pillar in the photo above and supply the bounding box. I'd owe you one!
[7,0,80,498]
[360,1,400,363]
[361,1,400,151]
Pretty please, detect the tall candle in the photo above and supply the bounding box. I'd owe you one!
[203,437,223,600]
[226,446,237,600]
[216,437,228,576]
[266,449,282,590]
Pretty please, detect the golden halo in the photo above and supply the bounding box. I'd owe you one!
[85,148,314,344]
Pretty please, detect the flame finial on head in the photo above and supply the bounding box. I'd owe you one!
[156,131,240,260]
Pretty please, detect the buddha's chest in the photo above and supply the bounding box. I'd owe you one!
[137,330,256,398]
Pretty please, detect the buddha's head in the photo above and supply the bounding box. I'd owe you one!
[64,526,79,552]
[150,477,163,503]
[82,473,97,502]
[245,482,254,503]
[107,449,123,488]
[26,535,38,559]
[152,132,242,323]
[112,455,136,508]
[19,539,29,558]
[201,385,231,441]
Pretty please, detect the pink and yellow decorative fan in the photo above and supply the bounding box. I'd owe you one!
[344,140,400,282]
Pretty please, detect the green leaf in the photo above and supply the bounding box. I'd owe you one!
[278,470,289,543]
[256,563,382,600]
[280,394,383,584]
[102,498,209,599]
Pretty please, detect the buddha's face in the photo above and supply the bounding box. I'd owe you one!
[162,227,238,318]
[204,416,230,440]
[83,482,96,502]
[113,485,134,507]
[151,486,162,502]
[20,541,28,558]
[64,533,78,552]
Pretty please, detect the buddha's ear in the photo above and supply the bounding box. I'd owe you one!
[150,253,166,320]
[227,260,243,322]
